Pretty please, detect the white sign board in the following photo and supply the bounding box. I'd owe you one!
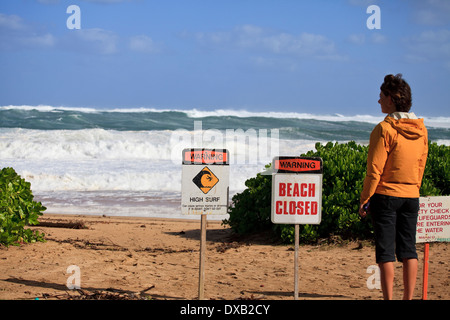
[181,149,229,215]
[416,196,450,243]
[271,157,323,225]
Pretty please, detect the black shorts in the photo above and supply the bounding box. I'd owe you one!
[370,194,419,263]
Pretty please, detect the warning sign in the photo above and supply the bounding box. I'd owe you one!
[192,166,219,194]
[416,196,450,243]
[271,157,323,225]
[274,157,322,174]
[183,149,228,165]
[181,149,229,215]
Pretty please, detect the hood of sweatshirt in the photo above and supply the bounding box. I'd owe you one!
[384,115,427,140]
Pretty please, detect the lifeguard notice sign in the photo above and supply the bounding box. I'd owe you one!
[416,196,450,243]
[416,196,449,300]
[271,157,323,225]
[181,149,229,215]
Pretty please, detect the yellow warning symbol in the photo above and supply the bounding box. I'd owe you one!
[192,166,219,194]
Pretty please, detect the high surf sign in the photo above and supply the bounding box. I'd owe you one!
[181,149,229,215]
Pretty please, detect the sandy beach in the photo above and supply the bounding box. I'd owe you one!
[0,213,448,300]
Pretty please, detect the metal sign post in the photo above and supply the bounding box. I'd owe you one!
[198,213,207,300]
[181,148,229,300]
[294,224,299,300]
[271,156,323,300]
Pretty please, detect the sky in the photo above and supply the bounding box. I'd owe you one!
[0,0,449,116]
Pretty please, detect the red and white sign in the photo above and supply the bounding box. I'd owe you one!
[181,149,229,215]
[183,149,228,165]
[271,157,323,225]
[416,196,450,243]
[273,157,322,174]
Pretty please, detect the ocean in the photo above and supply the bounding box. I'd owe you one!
[1,105,449,220]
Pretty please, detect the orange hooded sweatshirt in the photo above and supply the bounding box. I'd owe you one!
[360,114,428,205]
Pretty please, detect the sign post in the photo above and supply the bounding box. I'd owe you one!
[416,196,450,300]
[294,224,299,300]
[271,156,323,300]
[181,148,229,300]
[198,213,207,300]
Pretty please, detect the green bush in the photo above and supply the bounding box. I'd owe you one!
[0,167,46,246]
[224,141,449,244]
[224,164,273,236]
[421,142,450,196]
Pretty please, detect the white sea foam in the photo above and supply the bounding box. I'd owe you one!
[0,127,318,217]
[2,105,449,128]
[1,128,314,192]
[1,106,448,218]
[0,128,173,160]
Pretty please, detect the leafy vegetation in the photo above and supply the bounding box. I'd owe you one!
[224,141,449,244]
[421,142,449,196]
[0,167,46,246]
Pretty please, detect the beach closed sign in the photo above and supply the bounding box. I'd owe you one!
[416,196,450,243]
[271,157,323,224]
[181,149,229,215]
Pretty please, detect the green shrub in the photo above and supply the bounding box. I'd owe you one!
[420,142,450,196]
[224,164,273,235]
[224,141,449,244]
[0,167,46,246]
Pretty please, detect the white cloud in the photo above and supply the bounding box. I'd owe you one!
[347,0,379,6]
[404,29,450,69]
[1,12,155,56]
[0,13,55,50]
[250,56,299,72]
[19,33,56,47]
[37,0,60,4]
[347,33,387,45]
[406,29,450,58]
[371,33,387,44]
[347,34,366,45]
[80,0,130,3]
[191,24,344,61]
[0,13,26,31]
[65,28,119,55]
[129,35,161,53]
[411,0,450,26]
[37,0,133,3]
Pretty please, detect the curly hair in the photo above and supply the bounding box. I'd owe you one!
[380,74,412,112]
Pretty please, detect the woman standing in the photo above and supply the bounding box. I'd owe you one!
[359,74,428,300]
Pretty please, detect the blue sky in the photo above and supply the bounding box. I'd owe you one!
[1,0,449,116]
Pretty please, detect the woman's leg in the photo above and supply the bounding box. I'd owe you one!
[378,261,394,300]
[396,198,420,300]
[402,258,418,300]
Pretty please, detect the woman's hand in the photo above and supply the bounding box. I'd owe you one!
[359,203,369,218]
